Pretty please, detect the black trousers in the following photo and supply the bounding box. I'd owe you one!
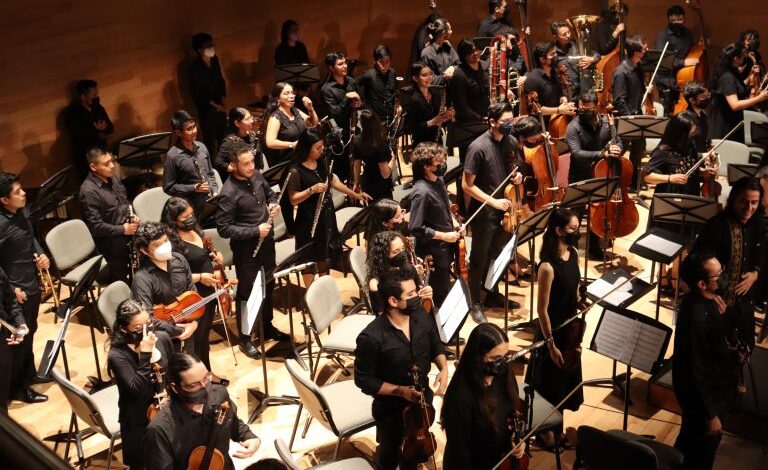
[373,405,420,470]
[198,108,228,157]
[10,292,40,396]
[189,302,214,369]
[0,340,12,414]
[120,423,146,469]
[674,402,722,470]
[626,137,646,191]
[724,297,756,351]
[95,237,132,284]
[468,210,511,304]
[417,240,455,308]
[233,237,276,338]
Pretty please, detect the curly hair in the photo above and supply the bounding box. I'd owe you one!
[110,299,149,347]
[411,142,447,181]
[160,197,201,257]
[366,230,406,283]
[133,222,168,257]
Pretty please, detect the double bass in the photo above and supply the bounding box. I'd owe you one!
[673,0,709,114]
[515,0,534,116]
[595,0,625,113]
[527,92,564,209]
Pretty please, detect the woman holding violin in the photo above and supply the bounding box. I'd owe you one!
[441,322,527,470]
[643,110,703,197]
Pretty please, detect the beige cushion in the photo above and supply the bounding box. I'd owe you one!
[322,315,375,353]
[319,380,374,435]
[90,384,121,436]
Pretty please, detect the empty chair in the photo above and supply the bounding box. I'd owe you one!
[45,219,105,288]
[331,187,346,209]
[335,206,362,240]
[712,139,750,177]
[51,368,121,470]
[348,246,371,312]
[575,425,683,470]
[97,281,131,332]
[274,438,373,470]
[132,187,170,223]
[284,359,375,459]
[744,110,768,160]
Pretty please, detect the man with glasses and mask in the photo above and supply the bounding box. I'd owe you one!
[65,79,114,181]
[145,352,260,470]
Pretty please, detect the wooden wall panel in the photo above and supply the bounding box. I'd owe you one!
[0,0,763,186]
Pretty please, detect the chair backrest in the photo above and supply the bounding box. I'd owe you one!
[97,281,131,331]
[274,439,302,470]
[202,228,233,267]
[577,426,658,470]
[133,187,170,223]
[45,219,96,271]
[51,367,116,438]
[349,246,371,309]
[284,359,337,434]
[745,110,768,145]
[212,168,223,191]
[712,139,750,177]
[653,101,664,117]
[305,275,344,333]
[273,211,287,240]
[331,187,346,209]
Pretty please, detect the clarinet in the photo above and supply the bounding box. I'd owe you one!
[310,160,335,238]
[126,204,139,278]
[192,157,215,199]
[253,172,293,257]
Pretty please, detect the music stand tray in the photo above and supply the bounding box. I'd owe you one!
[616,115,669,140]
[117,132,171,169]
[30,166,76,219]
[750,121,768,147]
[728,163,759,184]
[275,63,320,85]
[651,193,718,228]
[629,227,687,265]
[585,268,654,310]
[640,49,676,76]
[560,177,620,209]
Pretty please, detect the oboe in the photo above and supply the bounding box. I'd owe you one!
[126,204,139,278]
[192,157,215,199]
[253,172,292,257]
[310,160,335,238]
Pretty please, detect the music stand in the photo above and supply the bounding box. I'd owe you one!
[117,132,171,169]
[728,163,759,184]
[589,306,672,430]
[434,278,471,359]
[639,49,676,76]
[750,121,768,149]
[448,119,487,151]
[275,63,321,86]
[560,177,620,279]
[339,204,373,249]
[262,161,291,187]
[616,115,669,202]
[29,166,76,221]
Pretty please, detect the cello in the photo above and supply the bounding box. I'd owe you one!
[589,112,639,240]
[547,64,573,140]
[527,92,564,209]
[673,0,710,114]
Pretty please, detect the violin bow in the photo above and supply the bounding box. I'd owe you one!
[639,41,669,113]
[684,120,744,178]
[462,166,519,228]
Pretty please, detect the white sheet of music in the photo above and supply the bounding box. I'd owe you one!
[484,235,516,291]
[435,280,470,343]
[244,269,265,334]
[592,309,668,373]
[635,233,682,258]
[586,277,633,307]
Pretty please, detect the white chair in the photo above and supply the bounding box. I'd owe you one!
[348,246,371,312]
[335,206,362,239]
[274,438,373,470]
[331,187,346,209]
[284,359,375,459]
[45,219,105,288]
[653,101,664,117]
[212,168,223,191]
[712,139,750,177]
[273,211,287,240]
[51,368,121,470]
[304,275,374,377]
[202,228,233,267]
[97,281,131,332]
[744,110,768,160]
[133,187,170,223]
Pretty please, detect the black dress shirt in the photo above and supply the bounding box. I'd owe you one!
[565,115,623,183]
[144,384,257,470]
[353,136,393,201]
[689,109,709,153]
[321,77,358,134]
[408,178,453,242]
[524,68,564,109]
[0,207,43,296]
[274,42,310,65]
[79,173,131,239]
[644,144,701,196]
[464,131,522,214]
[354,310,444,412]
[420,42,460,86]
[477,15,512,38]
[404,86,441,145]
[131,253,195,313]
[709,68,747,142]
[216,172,277,253]
[215,132,263,177]
[0,268,24,336]
[655,24,693,71]
[64,101,114,178]
[612,59,645,116]
[448,62,489,123]
[355,67,399,121]
[163,142,219,214]
[189,56,226,114]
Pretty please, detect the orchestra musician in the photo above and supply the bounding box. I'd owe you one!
[78,147,139,284]
[552,20,600,97]
[144,352,261,470]
[189,32,227,156]
[107,299,174,470]
[1,267,28,415]
[216,140,288,360]
[463,102,524,323]
[595,1,628,56]
[274,20,310,66]
[163,110,219,221]
[263,82,319,167]
[654,5,696,113]
[682,82,712,153]
[215,107,264,179]
[352,109,394,202]
[321,51,361,183]
[524,41,577,123]
[449,37,490,156]
[355,44,399,124]
[354,268,447,470]
[0,172,51,404]
[364,198,408,243]
[404,62,454,146]
[477,0,513,38]
[674,253,737,470]
[737,29,762,81]
[441,323,526,470]
[643,111,703,197]
[420,18,459,86]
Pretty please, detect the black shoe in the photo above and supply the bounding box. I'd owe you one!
[13,388,48,404]
[32,375,54,385]
[484,293,520,309]
[238,340,262,360]
[470,303,487,324]
[264,327,290,341]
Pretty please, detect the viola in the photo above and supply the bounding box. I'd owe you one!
[450,204,469,282]
[146,362,167,422]
[153,280,237,324]
[203,236,234,318]
[401,365,438,468]
[547,64,573,140]
[527,92,564,209]
[187,401,230,470]
[502,178,533,233]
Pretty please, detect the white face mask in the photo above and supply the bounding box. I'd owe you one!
[203,47,216,58]
[152,241,173,261]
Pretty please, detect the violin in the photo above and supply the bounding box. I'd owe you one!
[153,280,237,324]
[527,92,564,209]
[401,365,438,468]
[146,363,167,422]
[450,204,469,282]
[547,64,573,140]
[559,282,589,371]
[498,415,530,470]
[699,141,722,210]
[203,236,234,318]
[589,112,639,240]
[187,401,230,470]
[502,177,532,233]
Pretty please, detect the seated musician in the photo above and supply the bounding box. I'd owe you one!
[144,352,260,470]
[354,268,447,470]
[441,323,526,470]
[643,110,703,197]
[524,41,576,123]
[274,20,310,66]
[364,198,408,243]
[551,20,600,98]
[78,147,138,284]
[404,62,453,147]
[654,5,695,113]
[107,299,174,470]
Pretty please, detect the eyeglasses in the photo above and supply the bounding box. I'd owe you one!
[180,372,212,392]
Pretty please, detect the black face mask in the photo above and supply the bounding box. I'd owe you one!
[389,250,409,267]
[401,296,422,316]
[178,216,198,231]
[563,231,580,247]
[483,357,509,377]
[178,384,210,405]
[696,96,712,109]
[508,43,520,57]
[747,39,760,52]
[124,330,143,345]
[669,23,685,35]
[91,96,100,107]
[433,163,447,177]
[578,109,597,125]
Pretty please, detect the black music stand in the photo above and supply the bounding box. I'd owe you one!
[749,121,768,150]
[483,233,520,333]
[616,115,669,204]
[263,161,291,187]
[589,307,672,430]
[339,204,373,250]
[117,132,171,169]
[560,177,620,278]
[275,63,321,86]
[728,163,759,184]
[29,166,76,221]
[639,49,676,76]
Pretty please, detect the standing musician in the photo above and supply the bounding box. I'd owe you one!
[352,109,394,202]
[524,42,577,123]
[162,197,228,385]
[674,253,737,470]
[163,110,219,221]
[692,177,764,352]
[364,198,408,243]
[274,20,310,66]
[643,111,703,197]
[595,2,628,56]
[683,82,712,153]
[287,128,369,288]
[355,44,399,124]
[551,20,600,98]
[497,26,528,90]
[449,37,490,154]
[216,141,288,360]
[79,147,138,284]
[654,5,695,113]
[354,268,448,470]
[525,208,584,449]
[441,323,526,470]
[709,43,768,143]
[215,107,264,179]
[263,82,319,167]
[321,51,361,183]
[107,299,174,470]
[1,267,28,415]
[737,29,763,81]
[477,0,513,38]
[64,79,114,181]
[144,352,261,470]
[420,18,459,86]
[407,142,463,308]
[463,102,524,323]
[189,32,228,156]
[0,172,50,404]
[404,62,454,146]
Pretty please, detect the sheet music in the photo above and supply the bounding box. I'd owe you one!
[484,235,516,291]
[586,277,632,307]
[435,280,470,343]
[635,233,681,258]
[592,309,668,373]
[244,270,265,334]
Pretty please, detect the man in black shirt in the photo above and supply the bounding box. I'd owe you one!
[189,32,227,156]
[356,44,399,123]
[595,2,627,56]
[321,51,361,184]
[552,20,600,99]
[0,173,50,404]
[355,269,447,470]
[79,148,138,284]
[477,0,512,38]
[674,253,736,470]
[163,110,219,222]
[145,352,260,470]
[655,5,695,113]
[524,42,576,121]
[683,81,711,153]
[216,141,286,359]
[0,267,28,415]
[463,103,524,322]
[64,79,114,181]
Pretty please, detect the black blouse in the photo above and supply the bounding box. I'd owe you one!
[404,86,442,145]
[709,68,747,142]
[352,136,393,201]
[644,144,701,196]
[264,108,307,166]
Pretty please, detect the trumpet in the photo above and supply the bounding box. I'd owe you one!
[34,253,60,309]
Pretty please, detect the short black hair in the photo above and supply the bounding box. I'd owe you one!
[457,38,478,63]
[533,41,554,67]
[579,90,598,105]
[229,140,255,164]
[514,115,542,138]
[679,252,717,293]
[550,20,568,36]
[667,5,685,18]
[325,51,346,68]
[488,0,504,14]
[167,352,202,392]
[626,35,646,56]
[683,81,708,103]
[191,32,213,51]
[373,44,391,61]
[86,146,111,165]
[75,79,98,96]
[487,102,514,123]
[171,110,195,132]
[0,172,19,200]
[133,222,168,254]
[378,268,413,308]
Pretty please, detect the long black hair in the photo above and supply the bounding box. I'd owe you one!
[357,109,386,155]
[280,20,299,45]
[365,198,403,241]
[658,110,697,153]
[160,196,201,256]
[291,128,326,166]
[227,107,250,135]
[540,207,577,264]
[710,42,744,89]
[109,299,148,347]
[724,176,762,219]
[366,230,406,284]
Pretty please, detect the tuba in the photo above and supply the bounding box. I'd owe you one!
[565,15,604,93]
[488,35,519,107]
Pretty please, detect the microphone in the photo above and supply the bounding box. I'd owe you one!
[273,261,316,279]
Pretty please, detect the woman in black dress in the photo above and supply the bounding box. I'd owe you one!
[286,129,369,287]
[442,323,526,470]
[161,196,228,385]
[404,62,453,146]
[274,20,310,66]
[215,107,263,178]
[525,207,583,448]
[263,82,319,166]
[644,110,704,197]
[709,42,768,142]
[352,109,394,202]
[107,299,174,470]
